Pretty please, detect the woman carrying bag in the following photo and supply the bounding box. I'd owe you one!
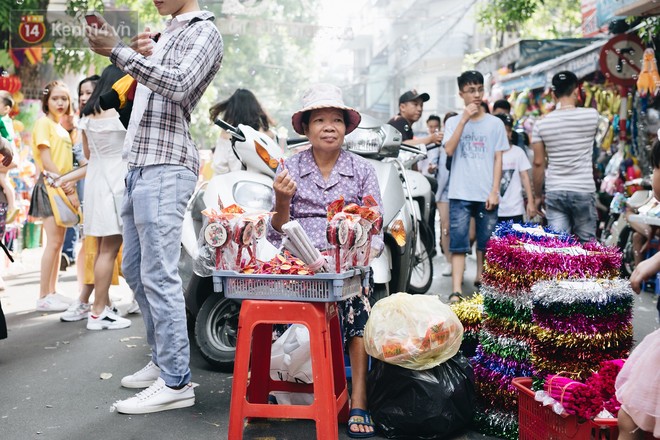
[29,80,78,312]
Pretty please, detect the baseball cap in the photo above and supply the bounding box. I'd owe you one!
[494,113,514,128]
[399,89,430,104]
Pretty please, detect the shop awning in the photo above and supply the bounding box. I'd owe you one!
[497,39,607,94]
[475,38,602,75]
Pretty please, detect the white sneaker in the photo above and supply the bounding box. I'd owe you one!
[121,361,161,389]
[51,292,75,305]
[441,264,452,277]
[87,307,131,331]
[36,294,71,312]
[113,377,195,414]
[60,300,91,322]
[127,299,141,315]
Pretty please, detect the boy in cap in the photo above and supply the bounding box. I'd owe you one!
[444,71,508,300]
[531,70,599,242]
[388,89,443,145]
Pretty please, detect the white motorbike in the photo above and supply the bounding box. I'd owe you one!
[397,142,435,294]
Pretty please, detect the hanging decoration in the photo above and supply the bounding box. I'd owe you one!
[0,69,22,94]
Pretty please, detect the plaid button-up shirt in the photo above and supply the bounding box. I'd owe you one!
[110,11,223,174]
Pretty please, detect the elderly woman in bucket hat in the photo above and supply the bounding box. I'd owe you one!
[268,83,382,438]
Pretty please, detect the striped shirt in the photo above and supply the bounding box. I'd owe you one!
[531,107,598,193]
[110,11,223,174]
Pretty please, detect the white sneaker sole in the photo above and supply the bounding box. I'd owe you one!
[60,313,89,322]
[121,378,159,389]
[87,321,131,331]
[115,397,195,414]
[37,304,70,312]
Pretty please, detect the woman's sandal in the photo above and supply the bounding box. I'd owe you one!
[448,292,464,304]
[347,408,376,438]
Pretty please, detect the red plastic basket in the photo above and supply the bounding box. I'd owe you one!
[513,377,621,440]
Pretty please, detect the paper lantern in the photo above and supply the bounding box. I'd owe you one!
[0,74,22,94]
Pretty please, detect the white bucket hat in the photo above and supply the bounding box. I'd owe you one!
[291,84,361,135]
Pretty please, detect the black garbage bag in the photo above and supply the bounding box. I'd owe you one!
[367,353,475,439]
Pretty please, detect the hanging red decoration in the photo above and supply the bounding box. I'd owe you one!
[0,74,22,94]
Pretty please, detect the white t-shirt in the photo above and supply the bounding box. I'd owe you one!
[445,113,509,202]
[499,145,531,217]
[531,107,598,193]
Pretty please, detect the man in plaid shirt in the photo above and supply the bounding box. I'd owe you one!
[87,0,223,414]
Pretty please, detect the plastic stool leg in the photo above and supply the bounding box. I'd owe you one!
[309,304,340,439]
[246,323,272,404]
[227,302,256,440]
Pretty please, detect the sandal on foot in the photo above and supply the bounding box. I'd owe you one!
[347,408,376,438]
[448,292,464,304]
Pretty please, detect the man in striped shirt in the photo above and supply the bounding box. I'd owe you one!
[86,0,223,414]
[532,71,599,242]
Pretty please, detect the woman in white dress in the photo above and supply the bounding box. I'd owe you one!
[57,65,131,330]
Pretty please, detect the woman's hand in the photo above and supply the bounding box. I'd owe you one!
[273,169,297,202]
[66,192,80,211]
[59,180,76,195]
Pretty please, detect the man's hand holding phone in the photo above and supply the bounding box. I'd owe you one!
[84,12,104,29]
[84,12,119,57]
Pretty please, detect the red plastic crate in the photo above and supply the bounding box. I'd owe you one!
[513,377,622,440]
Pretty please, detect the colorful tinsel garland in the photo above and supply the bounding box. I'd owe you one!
[472,408,518,440]
[479,329,531,362]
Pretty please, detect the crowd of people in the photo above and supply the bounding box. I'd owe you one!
[0,0,657,437]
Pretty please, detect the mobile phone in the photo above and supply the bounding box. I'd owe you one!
[84,13,103,29]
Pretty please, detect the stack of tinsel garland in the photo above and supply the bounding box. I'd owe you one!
[450,294,483,357]
[472,223,621,440]
[531,279,633,386]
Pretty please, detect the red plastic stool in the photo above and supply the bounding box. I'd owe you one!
[227,300,350,439]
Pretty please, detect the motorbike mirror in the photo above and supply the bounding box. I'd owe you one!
[214,118,246,142]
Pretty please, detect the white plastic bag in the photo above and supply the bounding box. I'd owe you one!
[270,324,313,383]
[269,324,314,405]
[364,292,464,370]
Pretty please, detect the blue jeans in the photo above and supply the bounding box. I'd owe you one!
[121,165,197,387]
[545,191,597,243]
[449,199,498,253]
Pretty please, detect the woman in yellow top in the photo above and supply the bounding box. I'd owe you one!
[29,80,78,312]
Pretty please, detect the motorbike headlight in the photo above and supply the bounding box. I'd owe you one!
[233,182,273,211]
[344,127,385,155]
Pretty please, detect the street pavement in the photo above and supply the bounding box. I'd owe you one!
[1,246,658,440]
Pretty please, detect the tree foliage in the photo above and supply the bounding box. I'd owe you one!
[627,16,660,45]
[477,0,582,47]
